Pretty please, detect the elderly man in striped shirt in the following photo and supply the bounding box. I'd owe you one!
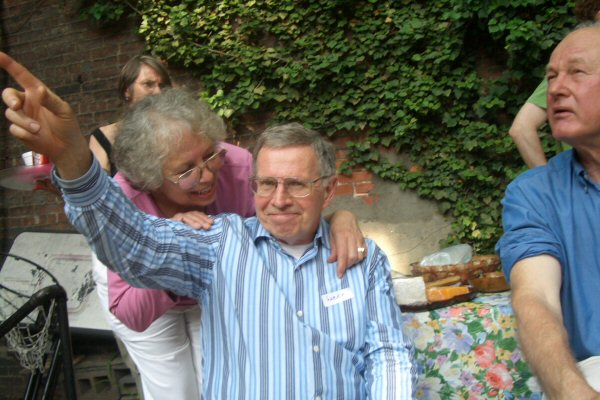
[1,52,416,399]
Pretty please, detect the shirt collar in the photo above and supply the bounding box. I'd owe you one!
[571,150,600,192]
[251,217,330,251]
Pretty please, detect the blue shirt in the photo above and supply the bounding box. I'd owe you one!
[496,150,600,360]
[58,158,416,399]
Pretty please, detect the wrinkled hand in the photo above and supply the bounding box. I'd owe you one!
[171,211,214,230]
[0,52,89,178]
[328,209,367,278]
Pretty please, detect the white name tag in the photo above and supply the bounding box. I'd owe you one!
[322,288,354,307]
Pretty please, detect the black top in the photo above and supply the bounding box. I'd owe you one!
[90,127,117,177]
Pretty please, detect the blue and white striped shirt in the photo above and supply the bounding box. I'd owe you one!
[60,159,416,399]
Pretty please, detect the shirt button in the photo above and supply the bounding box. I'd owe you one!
[313,345,320,353]
[297,310,303,318]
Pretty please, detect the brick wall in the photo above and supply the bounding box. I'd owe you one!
[0,0,198,253]
[333,137,376,204]
[0,1,132,251]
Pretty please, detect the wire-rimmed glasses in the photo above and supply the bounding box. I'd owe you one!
[250,176,330,198]
[167,148,227,190]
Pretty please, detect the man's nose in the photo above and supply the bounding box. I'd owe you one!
[548,74,568,98]
[271,182,292,206]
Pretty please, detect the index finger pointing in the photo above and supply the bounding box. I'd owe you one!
[0,51,45,91]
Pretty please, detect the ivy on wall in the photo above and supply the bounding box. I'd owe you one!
[81,0,576,252]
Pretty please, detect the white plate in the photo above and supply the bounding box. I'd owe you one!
[0,164,53,191]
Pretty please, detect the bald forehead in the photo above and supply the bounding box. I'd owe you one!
[552,26,600,60]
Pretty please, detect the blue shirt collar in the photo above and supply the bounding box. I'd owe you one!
[251,217,330,251]
[570,150,600,192]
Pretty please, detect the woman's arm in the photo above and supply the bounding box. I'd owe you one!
[325,209,366,278]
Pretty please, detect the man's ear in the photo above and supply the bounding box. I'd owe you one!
[322,175,338,209]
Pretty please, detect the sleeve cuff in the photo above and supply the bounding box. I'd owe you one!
[52,156,110,207]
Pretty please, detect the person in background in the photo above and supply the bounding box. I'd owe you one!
[497,23,600,398]
[89,54,171,176]
[0,54,415,397]
[507,0,600,168]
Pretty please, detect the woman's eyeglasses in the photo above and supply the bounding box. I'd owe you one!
[167,148,227,190]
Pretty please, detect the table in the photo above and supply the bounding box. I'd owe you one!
[1,231,110,335]
[402,291,543,399]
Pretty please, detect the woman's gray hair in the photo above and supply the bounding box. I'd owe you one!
[113,88,226,190]
[252,122,336,178]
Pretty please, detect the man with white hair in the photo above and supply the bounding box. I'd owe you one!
[497,22,600,399]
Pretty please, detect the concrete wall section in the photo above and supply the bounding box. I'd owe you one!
[330,174,452,276]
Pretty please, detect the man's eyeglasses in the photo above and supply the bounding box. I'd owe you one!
[250,176,330,198]
[167,148,227,190]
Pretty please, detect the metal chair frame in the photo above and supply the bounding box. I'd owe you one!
[0,284,77,400]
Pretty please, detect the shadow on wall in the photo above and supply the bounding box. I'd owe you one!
[329,175,453,276]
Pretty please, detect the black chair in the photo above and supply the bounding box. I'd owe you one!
[0,254,77,400]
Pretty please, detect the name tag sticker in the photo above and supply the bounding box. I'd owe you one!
[322,288,354,307]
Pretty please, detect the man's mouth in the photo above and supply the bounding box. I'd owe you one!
[268,212,298,221]
[551,105,573,119]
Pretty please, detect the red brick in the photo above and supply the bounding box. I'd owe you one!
[337,169,372,184]
[351,169,373,182]
[334,184,354,197]
[336,175,351,184]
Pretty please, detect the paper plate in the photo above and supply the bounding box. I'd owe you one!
[0,164,53,191]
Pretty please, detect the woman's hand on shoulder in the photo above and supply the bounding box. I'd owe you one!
[327,209,367,278]
[171,211,214,230]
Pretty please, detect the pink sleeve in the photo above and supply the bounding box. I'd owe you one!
[107,269,181,331]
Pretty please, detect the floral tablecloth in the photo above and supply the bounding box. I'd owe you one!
[402,291,543,399]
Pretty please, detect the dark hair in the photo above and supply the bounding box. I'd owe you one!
[574,0,600,22]
[117,55,172,103]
